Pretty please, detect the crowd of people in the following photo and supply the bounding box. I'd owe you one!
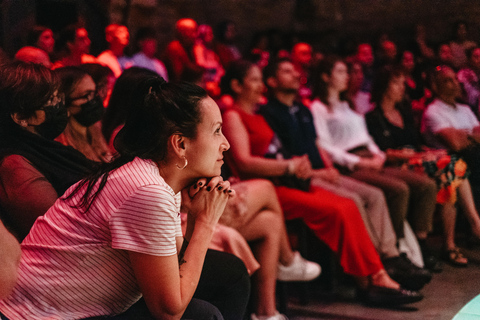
[0,14,480,320]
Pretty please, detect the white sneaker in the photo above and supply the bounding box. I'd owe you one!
[277,251,321,282]
[251,311,288,320]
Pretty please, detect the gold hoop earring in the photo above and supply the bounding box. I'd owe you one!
[176,157,188,170]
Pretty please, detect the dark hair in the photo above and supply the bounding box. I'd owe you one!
[220,59,255,97]
[370,65,405,105]
[102,67,158,143]
[65,78,207,211]
[27,25,51,47]
[55,24,79,54]
[79,63,114,86]
[215,20,235,43]
[262,57,292,86]
[0,61,58,126]
[311,55,344,105]
[465,46,480,61]
[53,66,91,105]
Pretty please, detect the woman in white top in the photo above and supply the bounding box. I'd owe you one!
[0,79,250,320]
[310,56,437,276]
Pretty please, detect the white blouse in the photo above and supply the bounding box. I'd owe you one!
[310,99,385,170]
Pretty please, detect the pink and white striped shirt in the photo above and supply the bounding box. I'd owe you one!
[0,157,182,319]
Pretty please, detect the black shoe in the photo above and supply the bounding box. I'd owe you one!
[358,285,424,306]
[382,253,432,291]
[423,253,443,273]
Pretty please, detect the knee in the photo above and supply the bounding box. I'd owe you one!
[224,253,251,293]
[394,181,410,201]
[183,299,224,320]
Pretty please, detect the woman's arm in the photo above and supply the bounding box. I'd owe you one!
[128,178,232,320]
[0,155,58,239]
[0,220,20,299]
[222,110,293,177]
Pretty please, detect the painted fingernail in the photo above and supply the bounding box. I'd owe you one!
[193,183,197,189]
[217,186,223,191]
[198,181,203,186]
[206,186,212,191]
[228,190,233,193]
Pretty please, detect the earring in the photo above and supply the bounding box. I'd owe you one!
[176,157,188,170]
[20,120,28,127]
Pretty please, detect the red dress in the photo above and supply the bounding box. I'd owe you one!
[224,107,383,277]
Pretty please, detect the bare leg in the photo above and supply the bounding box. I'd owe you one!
[238,209,282,317]
[238,179,295,265]
[355,269,400,290]
[441,202,457,250]
[458,179,480,238]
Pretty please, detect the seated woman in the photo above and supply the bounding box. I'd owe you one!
[221,59,423,306]
[0,219,20,299]
[54,66,111,162]
[0,78,250,320]
[103,67,320,320]
[310,56,438,270]
[366,65,480,267]
[0,61,93,240]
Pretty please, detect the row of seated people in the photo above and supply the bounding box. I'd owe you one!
[2,20,480,320]
[0,58,441,319]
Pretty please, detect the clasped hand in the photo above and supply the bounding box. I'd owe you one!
[181,177,236,226]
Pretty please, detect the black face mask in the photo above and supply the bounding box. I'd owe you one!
[73,96,105,127]
[36,100,69,140]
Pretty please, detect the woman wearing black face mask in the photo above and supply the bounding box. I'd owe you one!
[0,61,94,240]
[54,66,112,162]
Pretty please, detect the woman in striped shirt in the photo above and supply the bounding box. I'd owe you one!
[0,78,250,319]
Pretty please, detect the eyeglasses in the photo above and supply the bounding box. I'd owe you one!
[39,93,65,110]
[69,90,96,102]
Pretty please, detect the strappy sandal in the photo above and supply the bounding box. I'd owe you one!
[443,247,468,267]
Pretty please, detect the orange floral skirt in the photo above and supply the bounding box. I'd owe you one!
[402,154,468,204]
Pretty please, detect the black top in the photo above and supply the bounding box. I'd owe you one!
[259,98,325,169]
[0,124,95,196]
[365,102,421,151]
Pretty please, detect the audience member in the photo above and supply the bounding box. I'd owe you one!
[124,27,169,81]
[52,24,97,68]
[0,220,20,299]
[164,18,204,83]
[97,24,130,78]
[0,79,250,320]
[291,42,314,106]
[399,49,431,127]
[54,66,110,162]
[355,43,375,93]
[215,20,242,69]
[26,25,55,55]
[422,65,480,210]
[450,20,477,70]
[0,62,93,240]
[376,40,397,69]
[367,66,480,267]
[310,56,438,274]
[436,43,455,70]
[457,46,480,116]
[408,24,435,63]
[222,59,424,305]
[194,24,225,97]
[14,46,51,68]
[103,65,320,320]
[345,60,373,114]
[79,62,116,106]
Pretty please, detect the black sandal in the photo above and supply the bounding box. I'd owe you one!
[443,247,468,267]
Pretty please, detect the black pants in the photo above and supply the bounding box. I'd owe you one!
[105,249,251,320]
[461,146,480,210]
